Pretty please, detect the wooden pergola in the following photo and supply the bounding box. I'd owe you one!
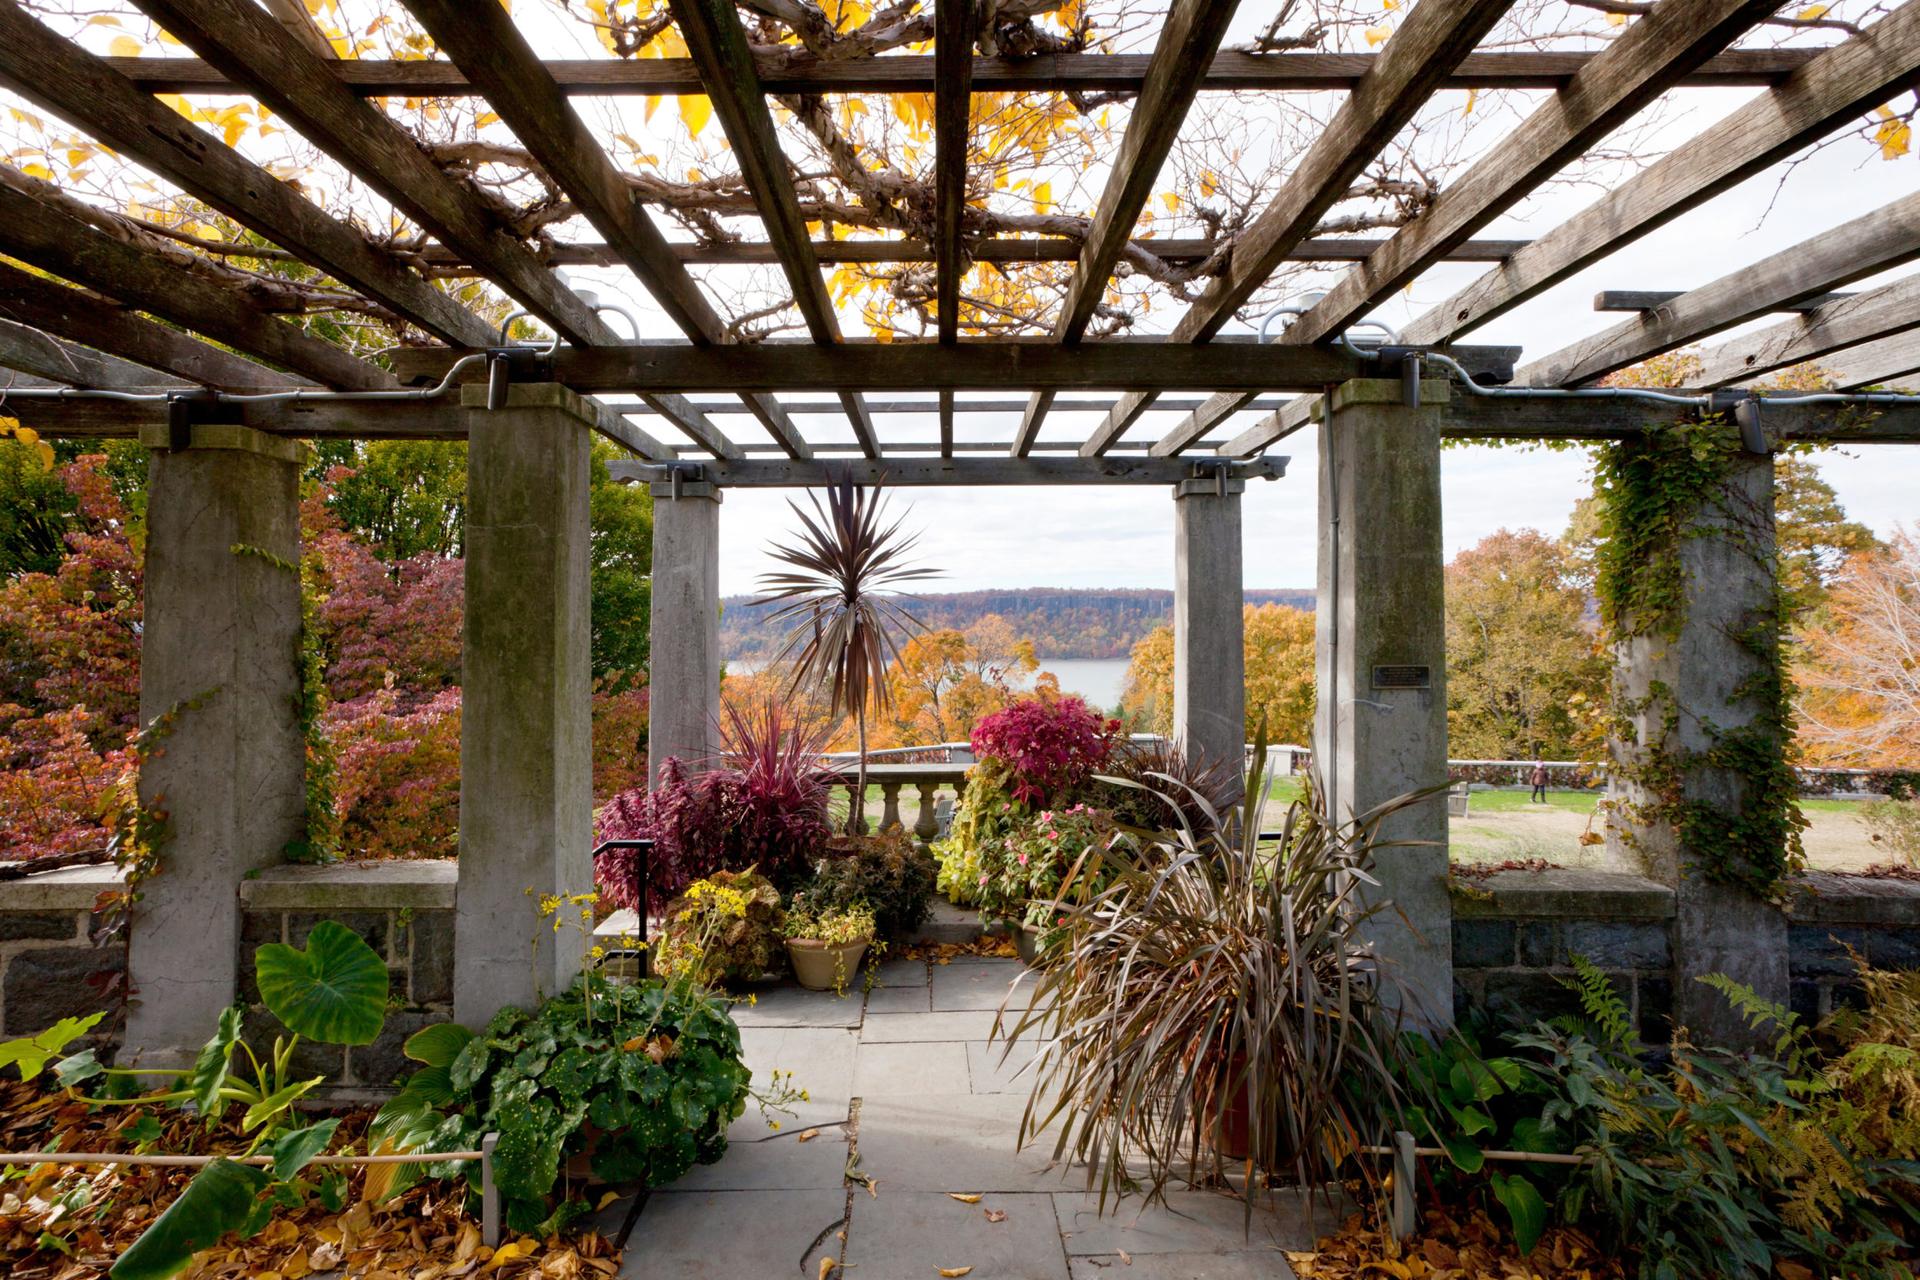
[2,0,1918,1055]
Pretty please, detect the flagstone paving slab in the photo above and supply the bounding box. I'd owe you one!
[931,958,1038,1012]
[854,1094,1082,1193]
[860,1010,1002,1042]
[853,1039,972,1096]
[1053,1189,1323,1255]
[671,1123,852,1191]
[863,982,932,1014]
[731,983,865,1028]
[609,1188,843,1279]
[843,1191,1070,1280]
[1068,1253,1298,1278]
[869,957,931,987]
[967,1038,1045,1094]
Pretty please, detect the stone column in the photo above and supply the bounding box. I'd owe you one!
[647,479,722,784]
[1604,447,1787,1045]
[126,423,304,1067]
[457,385,594,1026]
[1172,476,1246,793]
[1315,379,1452,1025]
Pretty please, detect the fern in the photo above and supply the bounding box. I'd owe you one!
[1697,973,1807,1068]
[1560,956,1635,1049]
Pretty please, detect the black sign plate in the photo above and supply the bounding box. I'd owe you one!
[1371,664,1431,690]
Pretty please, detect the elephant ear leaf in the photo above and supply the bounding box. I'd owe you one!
[1490,1171,1549,1256]
[110,1157,269,1280]
[255,921,389,1046]
[403,1022,474,1069]
[188,1007,245,1126]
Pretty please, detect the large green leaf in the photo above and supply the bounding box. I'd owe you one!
[110,1158,268,1280]
[188,1007,245,1125]
[402,1023,473,1069]
[255,921,388,1045]
[1490,1171,1550,1255]
[271,1118,339,1181]
[0,1012,105,1082]
[243,1077,323,1135]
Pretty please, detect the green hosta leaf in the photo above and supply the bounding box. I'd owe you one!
[0,1012,105,1082]
[189,1006,246,1127]
[1490,1171,1549,1255]
[110,1158,269,1280]
[492,1100,565,1202]
[271,1118,339,1180]
[402,1023,473,1069]
[1437,1132,1486,1174]
[254,921,388,1046]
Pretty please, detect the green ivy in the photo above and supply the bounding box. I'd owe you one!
[1590,418,1806,898]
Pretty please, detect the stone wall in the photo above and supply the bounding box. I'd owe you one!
[1451,869,1675,1042]
[237,862,457,1093]
[0,866,123,1040]
[1787,871,1920,1021]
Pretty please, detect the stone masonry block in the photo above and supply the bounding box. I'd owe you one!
[1517,922,1558,968]
[1451,919,1516,969]
[0,912,83,942]
[408,911,456,1007]
[1564,921,1670,970]
[4,945,124,1036]
[1789,925,1872,978]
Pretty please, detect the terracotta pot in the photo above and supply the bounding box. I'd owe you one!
[786,936,870,991]
[1206,1051,1284,1166]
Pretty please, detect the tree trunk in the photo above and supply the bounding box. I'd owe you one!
[850,711,869,837]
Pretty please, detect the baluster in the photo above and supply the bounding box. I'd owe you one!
[914,782,940,842]
[846,778,868,835]
[880,782,903,833]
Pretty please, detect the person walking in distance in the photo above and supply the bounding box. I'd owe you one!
[1529,761,1549,804]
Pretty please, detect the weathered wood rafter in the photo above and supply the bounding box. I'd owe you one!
[1694,271,1920,388]
[0,317,186,390]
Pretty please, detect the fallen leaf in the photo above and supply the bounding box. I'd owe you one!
[947,1193,983,1204]
[936,1269,973,1278]
[819,1257,839,1280]
[984,1209,1006,1224]
[797,1129,821,1143]
[595,1190,623,1211]
[1117,1248,1132,1265]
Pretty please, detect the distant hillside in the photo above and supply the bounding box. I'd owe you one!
[721,587,1315,663]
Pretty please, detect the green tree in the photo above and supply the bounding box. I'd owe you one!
[308,439,468,561]
[589,440,652,690]
[1445,529,1608,760]
[1774,454,1878,619]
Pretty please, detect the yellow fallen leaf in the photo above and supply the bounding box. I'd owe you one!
[596,1190,623,1211]
[797,1129,821,1143]
[984,1209,1006,1223]
[486,1239,537,1268]
[947,1193,983,1204]
[937,1269,973,1278]
[819,1258,839,1280]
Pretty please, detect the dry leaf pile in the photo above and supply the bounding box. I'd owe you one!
[901,937,1019,964]
[1287,1209,1624,1280]
[0,1078,620,1280]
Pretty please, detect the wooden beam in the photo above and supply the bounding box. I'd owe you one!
[103,48,1824,97]
[1436,394,1920,443]
[640,393,742,458]
[939,390,956,458]
[1519,191,1920,387]
[389,340,1369,393]
[1286,0,1782,349]
[935,0,973,346]
[0,261,300,390]
[1695,272,1920,388]
[1595,289,1855,314]
[0,317,186,389]
[606,455,1291,488]
[1790,327,1920,390]
[664,0,876,456]
[1216,394,1323,458]
[1018,0,1243,456]
[0,168,390,389]
[1401,1,1920,346]
[613,394,1303,416]
[133,0,613,347]
[1084,0,1512,457]
[420,235,1531,271]
[0,2,493,348]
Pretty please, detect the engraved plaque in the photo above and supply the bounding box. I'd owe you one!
[1371,664,1431,690]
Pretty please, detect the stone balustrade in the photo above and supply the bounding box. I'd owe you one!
[824,762,972,840]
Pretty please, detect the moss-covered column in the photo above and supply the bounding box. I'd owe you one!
[1315,378,1452,1025]
[458,385,594,1025]
[1600,428,1791,1046]
[647,479,721,784]
[127,424,304,1067]
[1172,476,1246,797]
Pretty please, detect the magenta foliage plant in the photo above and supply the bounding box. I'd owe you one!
[970,696,1118,807]
[593,696,834,910]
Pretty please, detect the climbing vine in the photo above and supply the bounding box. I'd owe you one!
[1591,417,1807,899]
[232,541,339,863]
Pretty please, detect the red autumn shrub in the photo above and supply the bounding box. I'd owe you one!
[970,695,1118,806]
[591,680,650,803]
[326,687,462,859]
[0,704,128,858]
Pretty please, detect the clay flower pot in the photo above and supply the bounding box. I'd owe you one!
[786,936,871,992]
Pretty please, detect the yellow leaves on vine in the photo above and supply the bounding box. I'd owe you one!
[1875,105,1911,161]
[682,93,713,138]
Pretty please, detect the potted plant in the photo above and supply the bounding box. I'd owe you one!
[781,899,877,994]
[974,804,1117,965]
[653,869,785,986]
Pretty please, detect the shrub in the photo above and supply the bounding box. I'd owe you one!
[1862,797,1920,866]
[932,756,1027,906]
[326,687,462,859]
[592,698,832,908]
[974,805,1117,925]
[970,695,1117,806]
[372,973,754,1237]
[808,830,935,941]
[781,900,877,945]
[653,870,784,986]
[1087,738,1240,839]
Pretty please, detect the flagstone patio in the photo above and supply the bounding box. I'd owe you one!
[599,955,1323,1280]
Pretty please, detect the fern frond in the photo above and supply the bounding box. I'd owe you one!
[1561,956,1635,1049]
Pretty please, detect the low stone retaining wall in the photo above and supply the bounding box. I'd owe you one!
[1451,868,1675,1042]
[1786,871,1920,1020]
[0,866,123,1040]
[238,862,457,1091]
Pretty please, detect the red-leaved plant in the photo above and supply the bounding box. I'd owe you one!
[971,696,1118,807]
[594,696,834,910]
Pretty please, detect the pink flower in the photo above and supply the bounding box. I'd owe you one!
[1046,830,1059,841]
[1017,853,1028,866]
[978,872,989,885]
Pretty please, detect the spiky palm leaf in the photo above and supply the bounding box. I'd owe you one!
[759,477,937,831]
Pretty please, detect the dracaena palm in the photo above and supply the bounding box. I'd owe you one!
[759,477,937,832]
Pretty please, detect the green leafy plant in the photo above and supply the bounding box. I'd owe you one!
[652,869,784,986]
[759,476,936,833]
[47,921,390,1280]
[370,972,789,1237]
[780,899,877,946]
[810,830,935,940]
[972,804,1117,925]
[0,1013,105,1082]
[1001,758,1428,1219]
[932,756,1027,906]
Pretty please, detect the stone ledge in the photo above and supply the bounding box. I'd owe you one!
[0,864,124,912]
[1453,868,1675,920]
[240,861,456,911]
[1788,871,1920,926]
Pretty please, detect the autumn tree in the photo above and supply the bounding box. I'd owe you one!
[875,614,1039,745]
[1794,529,1920,768]
[1121,602,1315,746]
[1444,529,1607,760]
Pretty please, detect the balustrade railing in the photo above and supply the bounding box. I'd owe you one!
[824,762,972,840]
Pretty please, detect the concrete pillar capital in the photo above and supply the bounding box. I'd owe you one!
[136,421,304,464]
[648,480,724,502]
[1328,377,1452,414]
[459,380,602,426]
[1171,477,1247,500]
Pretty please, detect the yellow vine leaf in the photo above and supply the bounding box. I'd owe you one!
[108,34,143,57]
[682,93,713,138]
[1875,105,1911,160]
[1462,88,1478,117]
[946,1193,982,1204]
[1797,3,1829,16]
[1032,181,1052,214]
[1606,11,1628,24]
[936,1269,973,1278]
[1363,25,1391,46]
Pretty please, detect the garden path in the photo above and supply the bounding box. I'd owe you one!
[593,956,1322,1279]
